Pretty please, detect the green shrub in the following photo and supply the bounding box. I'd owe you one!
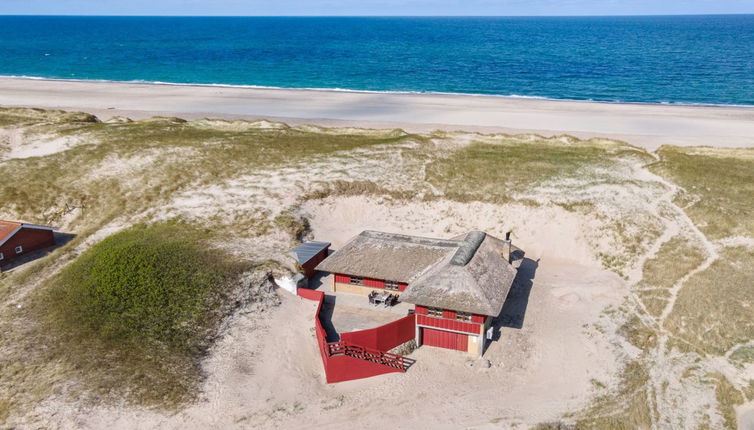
[43,222,249,405]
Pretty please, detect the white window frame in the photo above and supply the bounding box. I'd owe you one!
[15,246,23,254]
[0,252,4,261]
[385,280,400,291]
[349,276,363,286]
[456,311,472,322]
[427,307,443,318]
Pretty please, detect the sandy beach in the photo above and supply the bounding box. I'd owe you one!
[1,77,753,150]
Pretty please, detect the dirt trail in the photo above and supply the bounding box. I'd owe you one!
[635,165,728,429]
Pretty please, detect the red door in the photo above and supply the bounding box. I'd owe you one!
[422,328,467,352]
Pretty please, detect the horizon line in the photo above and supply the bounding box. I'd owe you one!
[1,13,753,18]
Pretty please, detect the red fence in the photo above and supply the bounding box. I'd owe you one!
[297,288,330,368]
[297,288,416,383]
[340,314,415,352]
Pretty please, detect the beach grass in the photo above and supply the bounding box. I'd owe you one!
[424,135,660,276]
[574,360,653,430]
[0,108,418,418]
[424,136,651,203]
[664,246,754,356]
[648,147,754,358]
[18,222,253,407]
[636,233,707,318]
[710,373,745,430]
[640,234,707,290]
[650,146,754,240]
[0,109,416,243]
[0,107,98,127]
[3,108,754,428]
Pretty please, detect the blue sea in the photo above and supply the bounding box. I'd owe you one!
[0,15,753,105]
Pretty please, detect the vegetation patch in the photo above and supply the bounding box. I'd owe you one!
[641,234,707,290]
[664,247,754,356]
[273,211,311,242]
[38,222,251,406]
[302,179,415,201]
[0,108,415,231]
[620,316,658,350]
[710,373,745,429]
[729,345,754,366]
[425,137,650,203]
[636,233,707,318]
[651,146,754,240]
[574,360,653,429]
[0,107,98,127]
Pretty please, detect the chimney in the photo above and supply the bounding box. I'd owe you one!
[503,231,512,263]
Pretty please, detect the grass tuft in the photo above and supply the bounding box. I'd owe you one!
[37,221,251,406]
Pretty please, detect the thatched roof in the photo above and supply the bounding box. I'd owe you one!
[315,230,458,283]
[401,232,518,316]
[316,230,520,316]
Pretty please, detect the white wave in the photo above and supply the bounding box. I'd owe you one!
[0,74,750,108]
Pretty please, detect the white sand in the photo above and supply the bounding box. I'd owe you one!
[1,77,754,150]
[39,196,626,430]
[3,78,749,428]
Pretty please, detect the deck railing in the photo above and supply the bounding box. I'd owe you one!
[327,341,415,371]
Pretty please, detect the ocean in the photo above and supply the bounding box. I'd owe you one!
[0,15,752,105]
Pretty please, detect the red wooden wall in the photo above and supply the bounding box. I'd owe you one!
[340,314,415,352]
[301,246,329,278]
[297,288,409,383]
[0,228,55,263]
[415,305,485,324]
[422,328,468,351]
[333,273,407,292]
[296,288,330,368]
[324,354,404,383]
[416,314,481,335]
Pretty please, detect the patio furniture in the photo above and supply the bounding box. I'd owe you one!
[371,292,390,306]
[381,293,397,307]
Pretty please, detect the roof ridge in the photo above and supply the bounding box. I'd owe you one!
[360,230,460,248]
[450,231,486,266]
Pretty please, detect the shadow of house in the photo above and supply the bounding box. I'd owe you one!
[319,294,340,342]
[0,231,76,272]
[308,270,329,291]
[488,257,539,346]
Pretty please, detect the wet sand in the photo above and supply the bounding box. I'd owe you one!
[1,77,754,150]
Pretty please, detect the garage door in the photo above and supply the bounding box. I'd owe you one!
[422,328,467,352]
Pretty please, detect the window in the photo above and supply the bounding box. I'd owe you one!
[15,246,23,254]
[456,312,472,322]
[0,252,4,261]
[427,307,443,318]
[385,280,399,291]
[349,276,363,286]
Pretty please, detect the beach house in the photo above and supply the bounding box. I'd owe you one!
[0,220,56,265]
[316,230,522,356]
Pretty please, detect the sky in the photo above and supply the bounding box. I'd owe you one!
[0,0,753,16]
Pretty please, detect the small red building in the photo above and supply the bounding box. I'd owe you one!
[317,230,522,356]
[290,241,331,278]
[0,220,57,265]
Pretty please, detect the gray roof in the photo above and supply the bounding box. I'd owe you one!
[316,230,520,316]
[401,233,518,316]
[290,241,331,265]
[315,230,458,283]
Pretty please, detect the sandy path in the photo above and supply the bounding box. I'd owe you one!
[1,77,754,150]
